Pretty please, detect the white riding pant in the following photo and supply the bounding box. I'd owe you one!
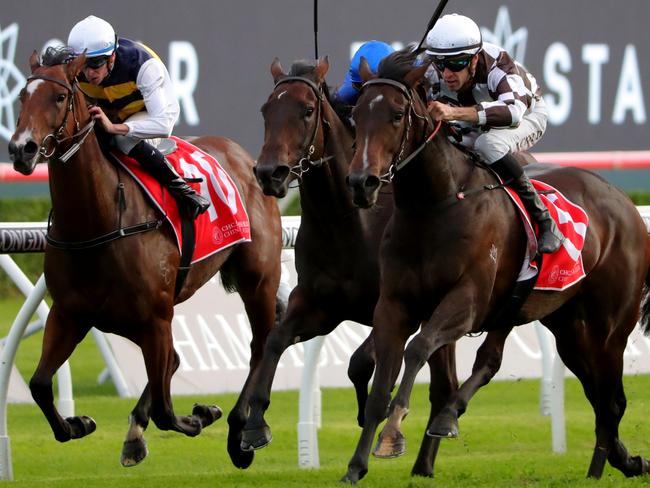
[114,111,163,154]
[472,97,549,164]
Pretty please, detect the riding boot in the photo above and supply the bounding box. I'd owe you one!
[490,153,565,254]
[128,141,210,219]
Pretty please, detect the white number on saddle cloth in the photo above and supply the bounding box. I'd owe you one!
[178,151,239,222]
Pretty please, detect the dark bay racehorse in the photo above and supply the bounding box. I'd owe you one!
[8,51,282,468]
[248,56,511,477]
[343,50,650,482]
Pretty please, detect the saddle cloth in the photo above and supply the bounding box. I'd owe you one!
[110,136,251,264]
[504,180,589,291]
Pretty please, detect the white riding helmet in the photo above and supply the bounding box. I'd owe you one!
[425,14,482,57]
[67,15,117,58]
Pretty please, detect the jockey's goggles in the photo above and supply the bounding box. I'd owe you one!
[432,55,472,73]
[84,55,110,70]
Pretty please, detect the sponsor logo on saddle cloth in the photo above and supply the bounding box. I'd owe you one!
[111,136,251,264]
[504,180,589,291]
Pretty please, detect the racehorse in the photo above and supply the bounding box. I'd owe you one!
[247,56,510,477]
[343,50,650,482]
[8,50,283,469]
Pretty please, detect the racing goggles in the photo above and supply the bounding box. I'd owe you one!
[432,55,473,73]
[84,55,110,70]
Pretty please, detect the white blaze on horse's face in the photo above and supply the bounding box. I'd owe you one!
[26,79,44,97]
[13,128,33,147]
[369,94,384,111]
[276,90,287,100]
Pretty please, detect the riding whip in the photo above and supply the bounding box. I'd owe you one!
[416,0,450,51]
[313,0,319,59]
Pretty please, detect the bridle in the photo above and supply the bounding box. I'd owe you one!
[272,75,334,181]
[26,71,95,164]
[359,78,442,183]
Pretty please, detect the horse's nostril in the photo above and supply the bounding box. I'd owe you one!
[364,176,380,192]
[271,165,290,182]
[23,140,39,157]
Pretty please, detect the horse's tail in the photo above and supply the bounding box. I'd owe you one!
[219,264,238,294]
[641,251,650,335]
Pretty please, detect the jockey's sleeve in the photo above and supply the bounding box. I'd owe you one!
[124,58,180,138]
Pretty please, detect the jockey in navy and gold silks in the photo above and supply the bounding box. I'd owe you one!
[77,38,159,123]
[67,15,209,219]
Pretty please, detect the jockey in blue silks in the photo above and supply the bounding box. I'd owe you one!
[334,40,395,105]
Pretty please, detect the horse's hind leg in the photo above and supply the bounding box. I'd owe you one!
[411,343,458,478]
[29,306,95,442]
[547,301,649,478]
[348,334,376,427]
[427,327,512,438]
[120,352,222,467]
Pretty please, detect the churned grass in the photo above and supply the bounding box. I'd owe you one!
[2,297,650,486]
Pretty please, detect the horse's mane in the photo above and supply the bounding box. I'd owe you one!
[376,48,420,83]
[41,46,75,67]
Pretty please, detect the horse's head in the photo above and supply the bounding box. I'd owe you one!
[8,50,86,175]
[254,57,330,197]
[346,51,431,208]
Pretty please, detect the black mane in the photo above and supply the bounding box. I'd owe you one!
[41,46,75,67]
[376,48,420,82]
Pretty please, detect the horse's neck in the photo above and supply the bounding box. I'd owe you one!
[393,135,476,210]
[48,133,121,236]
[299,102,359,224]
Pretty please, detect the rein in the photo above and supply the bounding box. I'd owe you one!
[273,75,334,181]
[30,70,164,250]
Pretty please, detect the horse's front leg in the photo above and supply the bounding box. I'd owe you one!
[411,343,458,478]
[427,327,512,438]
[348,334,376,427]
[29,306,95,442]
[242,289,340,455]
[342,300,415,484]
[375,282,481,459]
[227,271,279,469]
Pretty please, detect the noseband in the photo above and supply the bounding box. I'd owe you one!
[272,76,334,180]
[360,78,441,182]
[26,72,95,163]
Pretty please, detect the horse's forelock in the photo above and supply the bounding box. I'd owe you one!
[288,59,318,77]
[41,46,75,67]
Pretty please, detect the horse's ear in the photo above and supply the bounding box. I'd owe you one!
[404,63,430,89]
[270,57,286,83]
[358,56,376,83]
[29,50,40,73]
[66,53,86,80]
[314,56,329,83]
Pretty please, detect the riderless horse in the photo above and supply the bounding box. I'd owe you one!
[8,50,283,468]
[343,50,650,482]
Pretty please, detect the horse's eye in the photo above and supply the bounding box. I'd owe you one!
[304,107,314,118]
[56,93,67,104]
[393,112,404,123]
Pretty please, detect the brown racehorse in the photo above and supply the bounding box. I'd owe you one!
[248,56,511,477]
[343,50,650,483]
[8,50,282,469]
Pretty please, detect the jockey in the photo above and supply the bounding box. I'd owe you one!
[423,14,564,253]
[67,15,209,219]
[334,40,395,105]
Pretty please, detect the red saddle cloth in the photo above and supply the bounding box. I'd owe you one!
[504,180,589,291]
[110,136,251,264]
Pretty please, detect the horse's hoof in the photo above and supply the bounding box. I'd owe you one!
[121,438,149,467]
[66,415,97,439]
[240,425,273,451]
[372,431,405,458]
[426,411,459,438]
[192,403,222,428]
[228,443,255,469]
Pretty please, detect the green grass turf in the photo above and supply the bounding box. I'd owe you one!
[2,297,650,486]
